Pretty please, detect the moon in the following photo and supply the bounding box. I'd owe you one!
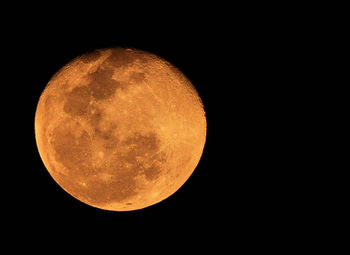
[35,48,206,211]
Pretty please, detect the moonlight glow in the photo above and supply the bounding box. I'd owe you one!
[35,48,206,211]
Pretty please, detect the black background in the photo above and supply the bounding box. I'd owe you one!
[3,4,305,248]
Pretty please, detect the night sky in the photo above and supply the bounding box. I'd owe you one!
[4,4,297,248]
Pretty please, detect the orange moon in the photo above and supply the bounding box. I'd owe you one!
[35,48,206,211]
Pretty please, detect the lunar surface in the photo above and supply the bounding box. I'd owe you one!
[35,48,206,211]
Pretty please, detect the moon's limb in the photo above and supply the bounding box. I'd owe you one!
[35,48,206,211]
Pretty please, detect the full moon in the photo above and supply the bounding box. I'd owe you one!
[35,48,206,211]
